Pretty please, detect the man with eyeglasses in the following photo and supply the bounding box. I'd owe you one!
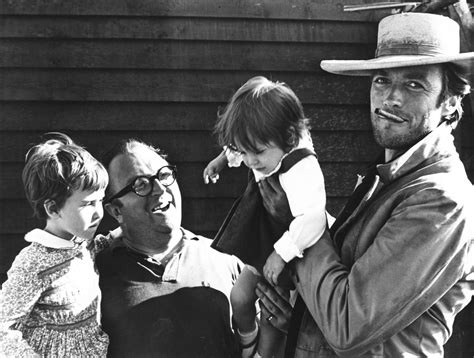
[96,139,244,357]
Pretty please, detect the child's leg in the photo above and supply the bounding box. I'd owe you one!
[231,266,260,357]
[231,265,260,332]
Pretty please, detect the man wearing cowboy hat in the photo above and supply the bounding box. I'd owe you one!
[256,12,474,357]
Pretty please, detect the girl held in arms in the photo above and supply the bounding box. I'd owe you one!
[204,76,328,357]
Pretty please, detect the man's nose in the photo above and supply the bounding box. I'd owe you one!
[383,85,403,107]
[151,177,166,195]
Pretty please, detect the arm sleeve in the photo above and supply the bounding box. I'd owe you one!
[274,156,327,263]
[223,146,243,168]
[293,187,473,357]
[89,227,122,256]
[0,250,44,357]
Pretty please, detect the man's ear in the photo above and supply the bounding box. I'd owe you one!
[105,202,124,224]
[441,95,460,118]
[44,199,60,219]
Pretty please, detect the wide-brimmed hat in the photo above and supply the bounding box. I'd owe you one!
[321,12,474,76]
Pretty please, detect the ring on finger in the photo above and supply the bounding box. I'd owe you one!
[266,315,274,322]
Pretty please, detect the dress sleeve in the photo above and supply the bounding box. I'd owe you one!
[274,156,327,263]
[293,186,474,357]
[89,227,122,256]
[0,248,44,357]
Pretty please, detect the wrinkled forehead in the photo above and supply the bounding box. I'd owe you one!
[108,146,168,190]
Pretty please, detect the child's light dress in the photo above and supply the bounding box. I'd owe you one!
[0,229,115,357]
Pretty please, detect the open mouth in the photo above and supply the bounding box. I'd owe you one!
[375,108,406,123]
[152,202,171,213]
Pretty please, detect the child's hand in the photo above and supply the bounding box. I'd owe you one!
[203,151,228,184]
[203,164,220,184]
[263,250,286,286]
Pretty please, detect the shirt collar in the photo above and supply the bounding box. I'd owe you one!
[25,228,84,249]
[124,235,185,266]
[115,229,189,282]
[114,228,191,261]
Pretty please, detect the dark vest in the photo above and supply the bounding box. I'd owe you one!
[211,148,316,270]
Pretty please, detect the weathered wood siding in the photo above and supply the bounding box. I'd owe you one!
[0,0,380,275]
[0,1,472,355]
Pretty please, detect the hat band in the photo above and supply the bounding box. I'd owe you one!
[376,43,450,58]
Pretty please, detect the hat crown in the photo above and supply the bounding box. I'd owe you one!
[320,12,474,76]
[376,13,460,58]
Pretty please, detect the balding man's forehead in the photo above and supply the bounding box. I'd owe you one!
[107,147,168,190]
[107,153,131,191]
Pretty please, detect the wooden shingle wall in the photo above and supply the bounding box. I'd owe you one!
[0,0,380,278]
[0,1,472,355]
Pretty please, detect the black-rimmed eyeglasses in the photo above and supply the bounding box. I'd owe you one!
[105,165,177,204]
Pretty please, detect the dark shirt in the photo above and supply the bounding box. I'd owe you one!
[97,229,243,358]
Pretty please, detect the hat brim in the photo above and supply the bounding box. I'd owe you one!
[321,53,474,76]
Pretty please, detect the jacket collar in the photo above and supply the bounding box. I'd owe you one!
[376,122,456,183]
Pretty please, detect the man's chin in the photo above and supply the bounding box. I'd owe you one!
[154,222,181,235]
[152,227,182,248]
[375,134,424,151]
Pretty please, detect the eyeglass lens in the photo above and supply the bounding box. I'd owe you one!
[132,166,176,196]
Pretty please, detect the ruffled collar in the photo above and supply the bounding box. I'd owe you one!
[25,228,84,249]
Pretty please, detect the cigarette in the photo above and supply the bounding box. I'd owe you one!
[374,108,404,122]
